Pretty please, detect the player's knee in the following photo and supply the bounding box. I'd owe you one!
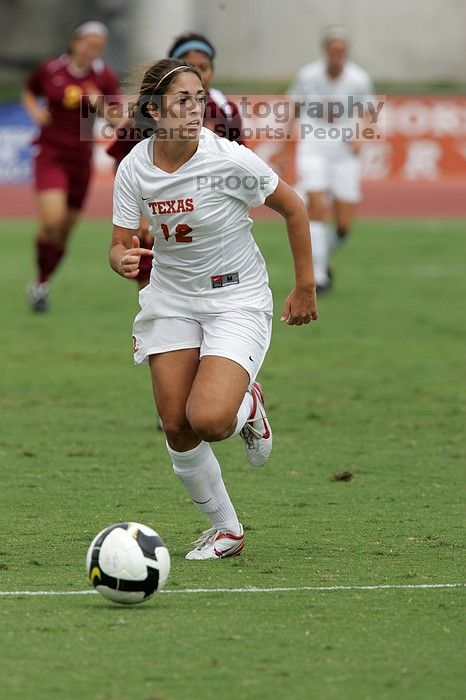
[163,417,193,450]
[188,410,233,443]
[42,221,67,242]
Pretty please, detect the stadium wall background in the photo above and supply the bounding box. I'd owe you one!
[0,0,465,85]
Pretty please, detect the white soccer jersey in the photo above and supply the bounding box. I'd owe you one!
[113,128,279,312]
[288,59,374,150]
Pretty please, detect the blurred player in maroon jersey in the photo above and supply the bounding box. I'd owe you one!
[22,20,120,312]
[168,32,243,145]
[107,31,243,290]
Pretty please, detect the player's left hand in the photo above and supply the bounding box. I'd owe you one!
[280,286,318,326]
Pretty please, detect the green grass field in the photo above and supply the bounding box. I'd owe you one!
[0,217,464,700]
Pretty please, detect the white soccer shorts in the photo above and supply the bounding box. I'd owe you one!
[296,144,362,203]
[132,300,272,388]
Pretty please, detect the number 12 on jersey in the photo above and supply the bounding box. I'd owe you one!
[160,223,193,243]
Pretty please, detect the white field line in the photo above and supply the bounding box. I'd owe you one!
[0,583,464,597]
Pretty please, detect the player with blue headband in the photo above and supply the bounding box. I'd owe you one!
[170,38,215,60]
[167,32,242,144]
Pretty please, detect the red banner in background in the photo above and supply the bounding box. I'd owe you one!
[92,95,466,185]
[240,95,466,184]
[2,96,464,218]
[364,96,466,181]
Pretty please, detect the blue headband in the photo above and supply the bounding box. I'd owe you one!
[170,39,214,60]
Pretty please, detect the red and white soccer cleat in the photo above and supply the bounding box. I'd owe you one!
[185,525,244,560]
[240,382,273,466]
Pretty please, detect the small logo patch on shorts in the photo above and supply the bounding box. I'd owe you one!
[211,272,239,288]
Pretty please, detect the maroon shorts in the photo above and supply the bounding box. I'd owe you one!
[34,145,92,210]
[136,237,153,284]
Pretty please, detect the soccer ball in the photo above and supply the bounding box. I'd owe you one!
[86,522,170,605]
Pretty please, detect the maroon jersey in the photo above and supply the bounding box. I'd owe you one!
[107,87,244,164]
[27,54,119,155]
[204,87,243,144]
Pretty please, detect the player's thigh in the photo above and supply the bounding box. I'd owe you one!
[66,158,91,210]
[187,309,272,429]
[149,348,200,430]
[36,189,69,230]
[186,356,250,434]
[306,191,328,220]
[135,312,202,428]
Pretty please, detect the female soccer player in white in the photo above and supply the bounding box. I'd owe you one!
[109,58,317,560]
[275,26,375,293]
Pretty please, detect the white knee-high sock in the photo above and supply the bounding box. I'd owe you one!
[231,391,254,437]
[309,220,330,285]
[167,441,241,534]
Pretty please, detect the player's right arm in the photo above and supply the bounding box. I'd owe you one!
[109,227,153,279]
[111,159,150,277]
[22,62,51,127]
[21,88,51,127]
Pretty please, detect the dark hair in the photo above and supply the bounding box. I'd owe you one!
[134,58,202,138]
[168,31,216,62]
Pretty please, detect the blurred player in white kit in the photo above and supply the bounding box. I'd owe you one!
[276,26,375,293]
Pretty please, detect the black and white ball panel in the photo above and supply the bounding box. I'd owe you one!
[86,522,170,604]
